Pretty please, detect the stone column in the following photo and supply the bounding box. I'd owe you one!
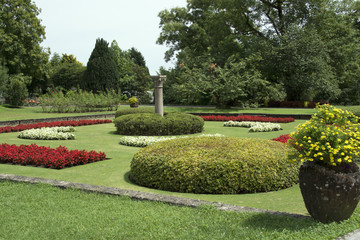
[153,75,166,117]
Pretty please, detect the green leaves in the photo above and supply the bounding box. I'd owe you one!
[0,0,47,91]
[82,38,119,93]
[131,136,300,194]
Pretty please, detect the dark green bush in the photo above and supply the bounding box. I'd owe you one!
[131,136,300,194]
[114,112,204,135]
[114,107,155,118]
[6,74,29,107]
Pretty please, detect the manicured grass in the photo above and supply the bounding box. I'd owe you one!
[165,106,317,115]
[0,105,116,121]
[0,104,315,122]
[1,181,359,240]
[0,120,313,214]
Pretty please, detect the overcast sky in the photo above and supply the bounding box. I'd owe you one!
[33,0,187,75]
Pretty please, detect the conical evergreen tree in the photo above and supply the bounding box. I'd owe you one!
[82,38,119,92]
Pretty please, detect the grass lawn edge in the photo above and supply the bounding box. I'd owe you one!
[0,173,308,220]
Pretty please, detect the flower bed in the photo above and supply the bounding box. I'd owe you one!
[18,127,76,140]
[271,134,291,143]
[199,115,294,123]
[0,119,112,134]
[224,121,282,132]
[119,134,224,147]
[0,143,106,169]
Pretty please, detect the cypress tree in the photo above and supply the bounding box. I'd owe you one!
[82,38,119,92]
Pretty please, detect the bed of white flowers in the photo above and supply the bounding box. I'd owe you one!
[223,121,282,132]
[18,126,76,140]
[119,134,224,147]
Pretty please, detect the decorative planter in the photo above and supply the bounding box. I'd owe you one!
[299,162,360,223]
[130,103,138,108]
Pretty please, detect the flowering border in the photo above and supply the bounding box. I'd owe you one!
[199,115,294,123]
[271,134,291,143]
[18,127,76,140]
[223,121,282,132]
[0,143,106,169]
[119,134,224,147]
[0,119,112,134]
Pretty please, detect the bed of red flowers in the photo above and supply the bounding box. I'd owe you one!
[199,115,295,123]
[0,143,106,169]
[0,119,112,134]
[271,134,291,143]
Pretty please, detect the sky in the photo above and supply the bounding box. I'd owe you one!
[33,0,187,75]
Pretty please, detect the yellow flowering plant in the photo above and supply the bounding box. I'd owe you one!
[289,104,360,169]
[128,96,138,105]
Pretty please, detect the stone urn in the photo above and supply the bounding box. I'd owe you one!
[299,161,360,223]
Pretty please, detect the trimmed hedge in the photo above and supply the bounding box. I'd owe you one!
[130,136,300,194]
[114,113,204,136]
[114,108,154,118]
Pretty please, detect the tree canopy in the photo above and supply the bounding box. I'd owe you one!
[158,0,360,104]
[0,0,48,93]
[82,38,119,93]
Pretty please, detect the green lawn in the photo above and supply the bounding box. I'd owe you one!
[1,108,360,239]
[1,180,359,240]
[0,105,316,121]
[0,120,321,214]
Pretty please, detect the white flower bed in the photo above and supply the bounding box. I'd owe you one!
[18,127,76,140]
[223,121,282,132]
[119,134,224,147]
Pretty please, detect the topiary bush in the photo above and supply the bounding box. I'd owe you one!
[114,112,204,136]
[114,107,154,118]
[130,136,300,194]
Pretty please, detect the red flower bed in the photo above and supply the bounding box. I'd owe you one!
[0,143,106,169]
[0,119,112,134]
[271,134,291,143]
[199,115,295,123]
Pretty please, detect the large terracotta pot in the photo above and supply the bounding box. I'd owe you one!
[299,162,360,223]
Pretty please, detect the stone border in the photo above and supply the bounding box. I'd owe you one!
[2,175,360,239]
[0,173,308,219]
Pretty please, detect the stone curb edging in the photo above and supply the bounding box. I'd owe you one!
[0,173,308,220]
[335,229,360,240]
[2,176,360,239]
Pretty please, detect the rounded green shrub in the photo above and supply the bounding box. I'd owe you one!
[114,107,154,118]
[114,112,204,136]
[130,136,299,194]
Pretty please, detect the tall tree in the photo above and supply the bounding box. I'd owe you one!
[157,0,360,103]
[0,64,8,96]
[82,38,119,93]
[110,41,152,96]
[0,0,48,93]
[129,47,146,67]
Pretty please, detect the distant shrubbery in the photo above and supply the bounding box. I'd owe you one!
[114,112,204,136]
[131,136,299,194]
[265,100,328,108]
[39,89,123,113]
[114,108,155,118]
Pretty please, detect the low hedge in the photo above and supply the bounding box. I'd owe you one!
[114,108,154,118]
[130,136,299,194]
[114,113,204,136]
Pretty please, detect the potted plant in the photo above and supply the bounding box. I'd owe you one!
[129,96,138,108]
[289,104,360,223]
